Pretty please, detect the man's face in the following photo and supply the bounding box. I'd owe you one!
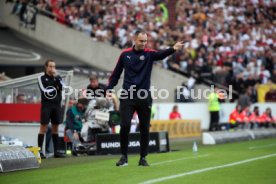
[16,95,26,104]
[78,103,87,113]
[46,61,56,76]
[90,79,99,89]
[134,33,147,50]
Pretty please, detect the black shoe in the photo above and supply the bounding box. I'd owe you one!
[71,150,78,157]
[116,156,128,166]
[138,157,149,166]
[54,152,66,158]
[39,152,46,159]
[76,144,86,151]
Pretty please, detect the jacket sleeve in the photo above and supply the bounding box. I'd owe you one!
[106,54,124,90]
[38,75,55,94]
[151,48,175,61]
[55,75,64,92]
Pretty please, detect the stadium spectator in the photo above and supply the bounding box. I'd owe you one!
[169,105,182,120]
[265,87,276,102]
[80,17,93,36]
[15,0,274,102]
[238,88,251,111]
[259,65,271,84]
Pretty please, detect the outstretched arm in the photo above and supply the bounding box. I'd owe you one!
[151,41,185,61]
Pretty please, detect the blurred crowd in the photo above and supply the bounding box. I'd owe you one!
[170,0,275,102]
[10,0,276,103]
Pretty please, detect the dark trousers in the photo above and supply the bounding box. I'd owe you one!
[119,97,152,158]
[209,111,219,131]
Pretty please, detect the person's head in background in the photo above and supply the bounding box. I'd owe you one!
[265,107,272,117]
[89,75,99,89]
[172,105,179,112]
[16,94,26,104]
[44,59,56,76]
[253,106,259,115]
[68,98,76,108]
[134,29,147,51]
[77,98,89,113]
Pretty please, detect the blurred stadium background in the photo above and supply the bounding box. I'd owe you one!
[0,0,275,182]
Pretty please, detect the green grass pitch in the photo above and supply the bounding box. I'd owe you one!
[1,137,276,184]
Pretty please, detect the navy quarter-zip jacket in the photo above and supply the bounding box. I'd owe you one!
[107,46,175,91]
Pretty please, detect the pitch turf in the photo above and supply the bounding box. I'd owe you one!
[1,137,276,184]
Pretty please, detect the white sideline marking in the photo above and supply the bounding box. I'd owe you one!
[249,144,276,150]
[140,153,276,184]
[151,154,210,166]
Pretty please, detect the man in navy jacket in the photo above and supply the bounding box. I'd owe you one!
[107,30,184,166]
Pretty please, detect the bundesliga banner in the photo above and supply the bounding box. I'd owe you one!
[96,132,169,155]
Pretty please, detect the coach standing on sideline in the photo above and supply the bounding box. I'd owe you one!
[106,30,184,166]
[37,59,65,158]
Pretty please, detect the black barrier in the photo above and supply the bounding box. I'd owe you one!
[96,131,169,155]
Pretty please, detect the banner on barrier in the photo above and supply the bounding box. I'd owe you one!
[96,132,169,155]
[150,120,201,138]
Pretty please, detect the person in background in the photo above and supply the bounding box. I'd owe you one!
[16,94,26,104]
[151,104,157,119]
[260,108,275,128]
[64,98,89,156]
[249,106,261,129]
[208,87,221,131]
[37,59,65,158]
[238,88,251,111]
[86,75,106,98]
[265,87,276,102]
[169,105,182,120]
[240,106,251,129]
[229,105,242,129]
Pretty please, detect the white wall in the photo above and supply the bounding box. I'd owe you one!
[0,123,40,146]
[154,103,276,130]
[0,103,275,146]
